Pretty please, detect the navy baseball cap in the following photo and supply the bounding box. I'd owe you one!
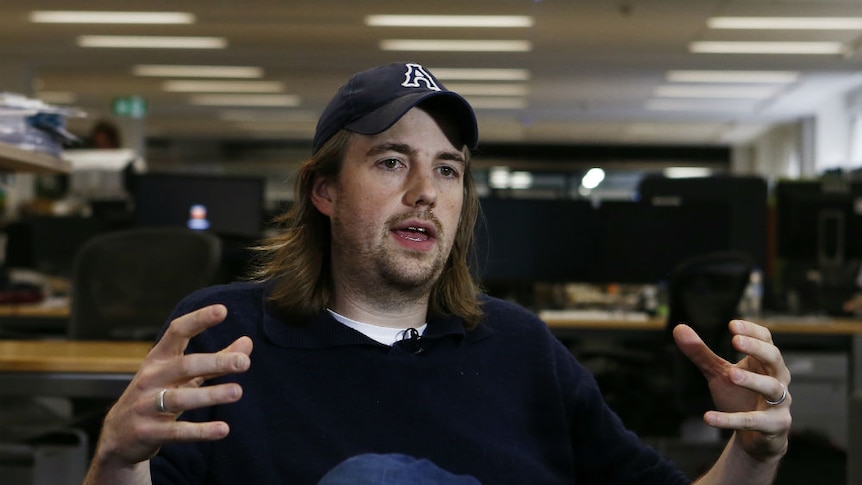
[312,62,478,154]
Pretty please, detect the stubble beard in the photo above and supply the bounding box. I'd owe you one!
[331,214,450,305]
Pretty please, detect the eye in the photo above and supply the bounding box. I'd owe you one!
[438,165,460,179]
[380,158,404,170]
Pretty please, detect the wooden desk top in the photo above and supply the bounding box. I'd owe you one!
[0,340,151,373]
[0,300,70,318]
[540,311,862,336]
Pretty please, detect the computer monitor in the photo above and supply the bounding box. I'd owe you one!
[775,180,862,265]
[4,216,108,277]
[475,197,733,285]
[475,198,593,283]
[637,175,768,272]
[133,172,265,239]
[587,200,733,284]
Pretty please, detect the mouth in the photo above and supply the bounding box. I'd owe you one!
[391,219,438,244]
[393,225,433,242]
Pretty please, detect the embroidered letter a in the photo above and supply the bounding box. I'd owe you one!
[402,63,441,91]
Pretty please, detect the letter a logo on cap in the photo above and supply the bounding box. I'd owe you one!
[401,63,441,92]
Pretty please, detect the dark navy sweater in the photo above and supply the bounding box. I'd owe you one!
[150,282,691,484]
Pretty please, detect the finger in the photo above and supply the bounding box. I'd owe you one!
[704,409,792,435]
[149,383,242,416]
[727,367,789,405]
[158,350,251,385]
[672,324,727,378]
[729,319,774,345]
[224,335,254,357]
[154,305,229,357]
[146,420,232,444]
[732,335,791,383]
[174,336,252,387]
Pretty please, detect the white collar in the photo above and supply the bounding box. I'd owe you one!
[326,308,427,346]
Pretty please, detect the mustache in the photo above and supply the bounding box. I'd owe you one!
[387,209,442,235]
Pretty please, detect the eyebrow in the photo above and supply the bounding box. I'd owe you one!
[366,142,466,166]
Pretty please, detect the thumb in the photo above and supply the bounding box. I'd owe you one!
[672,324,725,378]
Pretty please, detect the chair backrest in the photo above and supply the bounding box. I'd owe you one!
[665,250,755,417]
[68,227,222,340]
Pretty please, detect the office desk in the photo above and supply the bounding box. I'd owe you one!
[541,311,862,333]
[0,301,70,319]
[540,311,862,391]
[0,340,150,398]
[0,299,71,336]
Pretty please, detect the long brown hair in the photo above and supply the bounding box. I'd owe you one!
[250,129,484,328]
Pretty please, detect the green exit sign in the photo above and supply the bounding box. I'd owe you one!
[112,96,147,118]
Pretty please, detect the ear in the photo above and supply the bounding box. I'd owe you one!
[310,174,335,217]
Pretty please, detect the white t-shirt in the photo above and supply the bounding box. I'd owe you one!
[326,308,427,346]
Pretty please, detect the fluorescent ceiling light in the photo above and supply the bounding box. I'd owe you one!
[64,149,139,170]
[645,99,755,112]
[508,172,533,189]
[430,68,531,81]
[666,70,799,83]
[654,85,780,99]
[365,15,533,28]
[581,168,605,190]
[380,39,532,52]
[465,97,527,109]
[708,17,862,30]
[134,65,263,78]
[444,83,528,96]
[162,81,285,93]
[233,122,315,135]
[189,94,301,107]
[664,167,713,178]
[36,91,78,104]
[30,10,194,24]
[78,36,226,49]
[690,41,844,55]
[488,167,533,189]
[218,110,318,122]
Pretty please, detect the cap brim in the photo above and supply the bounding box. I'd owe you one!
[345,91,478,150]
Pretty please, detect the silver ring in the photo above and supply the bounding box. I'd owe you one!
[156,388,169,413]
[765,384,787,406]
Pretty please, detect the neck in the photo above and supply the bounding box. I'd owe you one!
[330,292,429,329]
[329,276,431,329]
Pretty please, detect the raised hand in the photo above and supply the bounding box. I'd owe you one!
[91,304,252,472]
[672,320,791,460]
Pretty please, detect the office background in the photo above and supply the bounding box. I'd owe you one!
[2,2,862,483]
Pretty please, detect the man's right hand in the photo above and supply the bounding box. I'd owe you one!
[84,304,252,484]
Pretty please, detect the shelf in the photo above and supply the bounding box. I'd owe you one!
[0,142,72,174]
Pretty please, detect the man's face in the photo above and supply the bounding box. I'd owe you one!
[312,106,466,296]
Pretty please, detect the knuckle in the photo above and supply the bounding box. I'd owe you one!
[130,420,152,439]
[214,353,228,372]
[169,424,186,442]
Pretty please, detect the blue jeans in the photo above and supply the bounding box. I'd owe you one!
[317,453,481,485]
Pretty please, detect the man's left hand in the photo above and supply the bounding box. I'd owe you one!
[673,320,792,460]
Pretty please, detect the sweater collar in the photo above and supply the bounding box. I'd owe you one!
[260,292,492,350]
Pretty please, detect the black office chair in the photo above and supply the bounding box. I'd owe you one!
[68,227,222,341]
[580,251,754,439]
[665,251,755,422]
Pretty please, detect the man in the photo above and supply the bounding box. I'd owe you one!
[84,62,791,484]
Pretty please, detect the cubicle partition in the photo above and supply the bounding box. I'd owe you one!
[475,196,735,286]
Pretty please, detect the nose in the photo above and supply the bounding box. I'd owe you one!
[404,167,437,210]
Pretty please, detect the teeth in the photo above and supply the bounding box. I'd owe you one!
[407,226,427,233]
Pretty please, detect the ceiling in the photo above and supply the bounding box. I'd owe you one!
[5,0,862,149]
